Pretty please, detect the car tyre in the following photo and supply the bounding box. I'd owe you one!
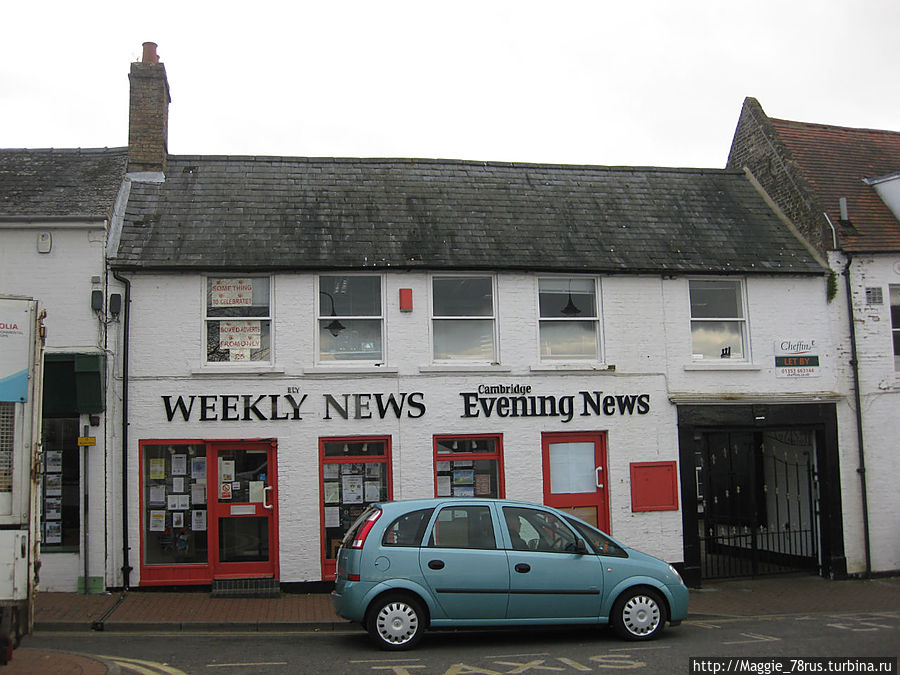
[611,588,666,641]
[367,593,426,651]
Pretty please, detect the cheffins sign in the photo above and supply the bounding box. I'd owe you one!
[775,339,820,377]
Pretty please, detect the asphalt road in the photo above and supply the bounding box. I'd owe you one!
[17,609,900,675]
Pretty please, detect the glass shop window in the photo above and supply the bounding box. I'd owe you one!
[320,438,391,576]
[538,277,599,360]
[689,279,748,360]
[318,275,383,362]
[432,276,496,361]
[142,443,209,565]
[205,277,271,363]
[433,435,504,499]
[40,418,80,551]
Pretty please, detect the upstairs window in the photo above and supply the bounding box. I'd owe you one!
[538,278,599,360]
[891,285,900,371]
[318,275,383,362]
[432,276,496,361]
[205,277,271,363]
[689,279,747,361]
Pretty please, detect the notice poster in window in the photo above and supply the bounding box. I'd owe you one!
[172,512,184,529]
[210,278,254,307]
[365,463,381,480]
[475,473,492,496]
[453,486,475,497]
[44,497,61,520]
[192,509,207,531]
[323,464,340,480]
[149,485,166,506]
[45,450,62,473]
[453,469,474,485]
[436,461,451,472]
[173,477,184,493]
[45,521,62,544]
[167,494,189,510]
[220,460,235,482]
[171,454,187,476]
[191,457,207,480]
[150,458,165,480]
[249,481,264,503]
[219,320,261,350]
[45,473,62,496]
[149,510,166,532]
[342,474,363,504]
[437,475,452,497]
[191,483,206,505]
[324,506,340,528]
[219,482,232,500]
[324,482,340,504]
[364,481,381,502]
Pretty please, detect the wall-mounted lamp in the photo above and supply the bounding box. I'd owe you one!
[319,291,345,337]
[560,281,582,317]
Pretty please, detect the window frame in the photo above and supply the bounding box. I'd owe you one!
[430,274,498,363]
[688,278,750,362]
[890,284,900,372]
[432,434,505,499]
[537,276,601,362]
[204,276,273,365]
[316,274,385,365]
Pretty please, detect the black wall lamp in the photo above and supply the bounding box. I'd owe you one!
[319,291,346,337]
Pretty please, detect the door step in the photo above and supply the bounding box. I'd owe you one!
[211,577,281,598]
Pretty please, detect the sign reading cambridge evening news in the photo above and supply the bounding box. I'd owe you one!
[774,339,820,378]
[0,298,32,402]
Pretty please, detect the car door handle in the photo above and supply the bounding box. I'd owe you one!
[514,563,531,573]
[428,560,445,570]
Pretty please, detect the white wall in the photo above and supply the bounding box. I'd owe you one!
[109,269,840,585]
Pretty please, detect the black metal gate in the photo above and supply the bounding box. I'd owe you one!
[696,429,820,579]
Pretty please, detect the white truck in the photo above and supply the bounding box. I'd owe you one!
[0,297,44,665]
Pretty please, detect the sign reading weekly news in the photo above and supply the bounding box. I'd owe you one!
[774,339,820,378]
[0,298,32,402]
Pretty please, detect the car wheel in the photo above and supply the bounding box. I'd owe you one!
[611,588,666,641]
[367,593,426,651]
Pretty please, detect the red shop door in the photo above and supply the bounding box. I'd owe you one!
[541,432,610,533]
[208,440,279,580]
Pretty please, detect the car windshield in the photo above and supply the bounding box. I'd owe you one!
[564,517,628,557]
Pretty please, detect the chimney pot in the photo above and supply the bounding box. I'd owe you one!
[142,42,159,64]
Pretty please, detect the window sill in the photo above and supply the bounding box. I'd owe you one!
[420,364,512,374]
[305,365,399,375]
[530,363,615,373]
[192,364,286,377]
[683,361,760,372]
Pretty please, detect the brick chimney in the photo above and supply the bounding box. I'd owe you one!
[127,42,170,173]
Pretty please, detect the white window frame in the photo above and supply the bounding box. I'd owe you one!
[890,284,900,372]
[316,274,385,365]
[688,278,750,362]
[430,274,498,363]
[203,275,273,365]
[537,276,601,362]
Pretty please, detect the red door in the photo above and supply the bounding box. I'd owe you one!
[208,440,279,580]
[541,432,609,533]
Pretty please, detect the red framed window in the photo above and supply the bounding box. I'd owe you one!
[319,436,392,579]
[433,434,505,499]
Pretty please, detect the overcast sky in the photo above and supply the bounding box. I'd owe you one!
[2,1,898,168]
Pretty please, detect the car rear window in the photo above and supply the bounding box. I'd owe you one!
[382,508,434,547]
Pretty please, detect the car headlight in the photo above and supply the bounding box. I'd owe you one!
[668,564,684,585]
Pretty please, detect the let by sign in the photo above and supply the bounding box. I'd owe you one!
[775,339,820,378]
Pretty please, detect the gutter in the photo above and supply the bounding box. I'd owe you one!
[112,270,132,590]
[841,252,872,578]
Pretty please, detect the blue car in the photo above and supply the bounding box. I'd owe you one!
[332,498,688,650]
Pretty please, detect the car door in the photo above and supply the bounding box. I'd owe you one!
[418,503,510,620]
[502,506,604,620]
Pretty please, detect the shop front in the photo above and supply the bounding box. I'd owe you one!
[130,379,679,588]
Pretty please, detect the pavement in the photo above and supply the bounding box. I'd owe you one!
[6,574,899,673]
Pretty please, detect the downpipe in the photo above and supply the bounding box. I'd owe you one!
[112,271,133,590]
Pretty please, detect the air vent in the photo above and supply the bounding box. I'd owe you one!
[865,287,884,305]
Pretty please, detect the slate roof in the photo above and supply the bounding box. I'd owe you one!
[769,118,900,252]
[0,148,128,219]
[112,155,826,275]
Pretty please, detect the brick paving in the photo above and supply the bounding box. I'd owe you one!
[10,574,900,674]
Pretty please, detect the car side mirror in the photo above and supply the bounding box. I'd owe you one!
[574,538,589,555]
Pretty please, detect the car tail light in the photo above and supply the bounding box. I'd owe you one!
[349,509,381,549]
